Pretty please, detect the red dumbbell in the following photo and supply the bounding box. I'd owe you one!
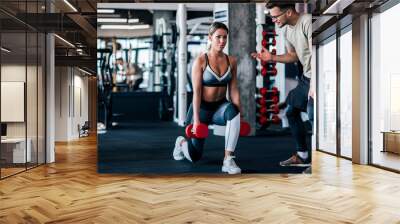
[260,87,279,96]
[269,104,280,114]
[261,60,276,67]
[258,106,268,115]
[258,115,281,125]
[270,38,276,46]
[256,104,280,114]
[261,39,267,47]
[261,67,277,76]
[185,123,208,139]
[262,38,276,47]
[257,96,279,106]
[239,121,251,136]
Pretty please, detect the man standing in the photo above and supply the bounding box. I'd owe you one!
[252,3,313,167]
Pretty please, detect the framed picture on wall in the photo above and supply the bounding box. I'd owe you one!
[1,81,25,122]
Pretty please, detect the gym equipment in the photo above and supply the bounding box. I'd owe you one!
[257,96,279,106]
[260,87,279,96]
[258,105,280,114]
[262,30,276,37]
[185,123,209,139]
[258,104,280,114]
[257,106,267,115]
[157,23,178,121]
[261,67,277,76]
[239,121,251,136]
[97,48,114,129]
[159,76,174,121]
[258,115,281,125]
[256,20,280,130]
[262,60,276,67]
[262,38,276,47]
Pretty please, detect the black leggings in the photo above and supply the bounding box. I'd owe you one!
[185,99,240,162]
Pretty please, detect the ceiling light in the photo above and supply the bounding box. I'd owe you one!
[100,24,150,30]
[1,47,11,53]
[97,18,127,23]
[97,9,115,14]
[96,14,121,18]
[54,34,75,48]
[63,0,78,12]
[128,18,139,23]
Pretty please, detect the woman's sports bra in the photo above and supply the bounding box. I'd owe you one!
[202,53,232,87]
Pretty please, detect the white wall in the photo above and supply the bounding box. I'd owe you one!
[55,66,68,141]
[1,65,27,138]
[55,67,89,141]
[1,64,46,163]
[72,72,89,138]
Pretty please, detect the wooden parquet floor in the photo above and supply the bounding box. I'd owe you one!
[1,135,400,224]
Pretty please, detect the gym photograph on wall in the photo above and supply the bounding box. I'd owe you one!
[97,2,313,174]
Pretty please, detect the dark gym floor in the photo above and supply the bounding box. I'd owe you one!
[98,120,310,174]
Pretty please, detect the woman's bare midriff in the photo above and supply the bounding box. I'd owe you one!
[202,86,227,102]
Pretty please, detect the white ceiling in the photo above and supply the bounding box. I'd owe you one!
[97,3,214,12]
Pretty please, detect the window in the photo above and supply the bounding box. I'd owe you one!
[1,16,29,178]
[370,3,400,171]
[0,1,46,179]
[317,35,337,154]
[339,27,352,158]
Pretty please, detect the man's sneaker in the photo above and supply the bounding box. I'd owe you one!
[172,136,185,160]
[279,154,310,167]
[222,156,241,174]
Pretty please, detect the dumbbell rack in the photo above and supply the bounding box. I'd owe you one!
[256,22,281,130]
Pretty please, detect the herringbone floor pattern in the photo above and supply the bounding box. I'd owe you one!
[1,136,400,223]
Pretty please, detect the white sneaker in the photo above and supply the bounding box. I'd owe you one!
[172,136,185,160]
[222,156,241,174]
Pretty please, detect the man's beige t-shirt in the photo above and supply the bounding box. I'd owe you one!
[281,13,312,78]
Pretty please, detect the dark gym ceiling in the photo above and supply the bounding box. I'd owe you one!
[0,0,394,73]
[96,3,214,39]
